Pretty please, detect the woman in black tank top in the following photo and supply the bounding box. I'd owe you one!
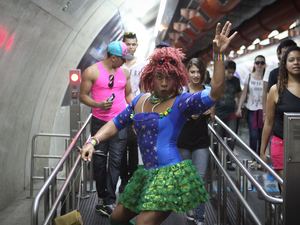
[260,46,300,192]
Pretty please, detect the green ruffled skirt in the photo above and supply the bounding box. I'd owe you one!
[118,160,210,214]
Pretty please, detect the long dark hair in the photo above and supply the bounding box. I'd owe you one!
[186,58,207,84]
[277,46,300,104]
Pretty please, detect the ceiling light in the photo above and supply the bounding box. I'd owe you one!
[247,45,255,50]
[268,30,279,38]
[289,22,296,29]
[228,50,234,57]
[237,49,244,54]
[275,30,289,40]
[252,38,260,45]
[260,38,270,45]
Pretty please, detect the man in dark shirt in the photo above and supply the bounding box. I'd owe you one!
[212,60,241,170]
[266,39,297,93]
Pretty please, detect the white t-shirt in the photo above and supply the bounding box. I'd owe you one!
[263,64,278,82]
[245,74,263,111]
[122,58,146,96]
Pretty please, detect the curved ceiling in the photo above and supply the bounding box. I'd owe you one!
[161,0,300,62]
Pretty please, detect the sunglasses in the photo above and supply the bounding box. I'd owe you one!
[151,58,177,66]
[108,75,114,88]
[124,32,136,36]
[254,61,265,65]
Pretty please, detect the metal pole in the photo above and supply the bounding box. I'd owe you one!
[51,167,57,225]
[243,159,248,225]
[265,201,272,225]
[44,167,50,219]
[65,138,70,213]
[223,137,228,225]
[82,162,89,198]
[217,142,222,225]
[209,128,214,195]
[275,204,281,225]
[236,166,241,225]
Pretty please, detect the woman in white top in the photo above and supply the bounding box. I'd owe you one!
[236,55,266,169]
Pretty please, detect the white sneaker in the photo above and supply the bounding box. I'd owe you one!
[186,209,195,221]
[194,220,205,225]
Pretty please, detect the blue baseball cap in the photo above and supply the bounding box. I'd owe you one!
[156,41,171,48]
[107,41,134,60]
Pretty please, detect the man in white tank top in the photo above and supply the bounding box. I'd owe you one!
[119,32,146,193]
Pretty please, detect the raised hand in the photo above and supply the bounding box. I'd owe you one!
[213,21,237,54]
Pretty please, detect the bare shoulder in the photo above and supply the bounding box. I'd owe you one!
[269,84,279,103]
[82,64,99,81]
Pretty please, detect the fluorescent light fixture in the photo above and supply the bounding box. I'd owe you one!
[252,38,260,45]
[237,49,244,54]
[154,0,167,37]
[275,30,289,40]
[268,30,279,38]
[228,50,234,57]
[260,38,270,45]
[247,45,255,50]
[289,21,296,29]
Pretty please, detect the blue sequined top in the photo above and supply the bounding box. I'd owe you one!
[113,88,215,170]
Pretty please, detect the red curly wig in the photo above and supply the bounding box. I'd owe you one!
[140,47,189,93]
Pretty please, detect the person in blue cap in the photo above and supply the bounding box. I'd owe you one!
[156,41,171,48]
[80,40,134,217]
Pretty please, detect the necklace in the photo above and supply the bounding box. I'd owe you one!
[150,90,175,104]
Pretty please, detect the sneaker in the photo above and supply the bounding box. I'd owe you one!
[94,198,104,211]
[194,220,205,225]
[186,209,195,221]
[97,204,116,216]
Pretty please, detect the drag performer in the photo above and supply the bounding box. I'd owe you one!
[80,21,237,225]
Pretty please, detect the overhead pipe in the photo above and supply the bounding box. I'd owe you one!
[196,0,300,62]
[174,0,241,50]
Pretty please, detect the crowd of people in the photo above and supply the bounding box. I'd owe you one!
[78,18,299,225]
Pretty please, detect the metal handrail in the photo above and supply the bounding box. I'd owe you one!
[214,116,283,186]
[208,145,262,225]
[29,133,70,198]
[31,113,92,225]
[209,123,283,205]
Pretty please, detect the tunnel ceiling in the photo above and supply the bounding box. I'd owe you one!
[163,0,298,61]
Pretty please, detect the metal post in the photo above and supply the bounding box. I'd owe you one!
[243,159,248,225]
[30,135,37,198]
[89,157,95,192]
[275,204,281,225]
[51,167,57,225]
[44,167,50,218]
[217,142,222,225]
[82,161,89,198]
[265,201,272,225]
[236,166,241,225]
[65,138,70,213]
[283,113,300,224]
[209,129,214,195]
[223,137,228,225]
